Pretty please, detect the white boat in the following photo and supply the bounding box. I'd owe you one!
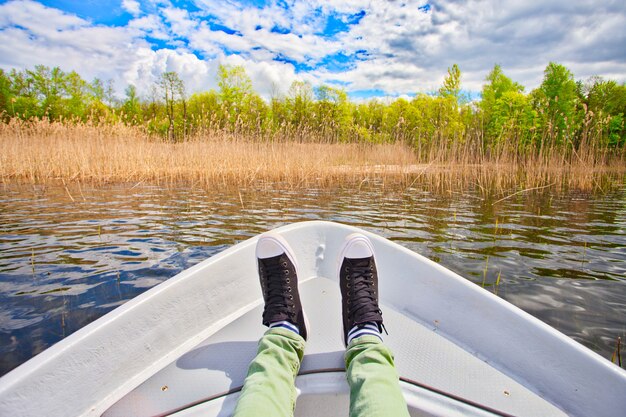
[1,221,625,417]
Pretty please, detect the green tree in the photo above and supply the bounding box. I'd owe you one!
[91,78,105,102]
[86,77,113,120]
[2,62,624,153]
[353,99,386,142]
[432,64,468,146]
[287,80,314,130]
[584,77,626,116]
[121,84,142,124]
[7,69,38,118]
[481,65,523,115]
[537,62,580,143]
[0,69,13,119]
[583,76,626,147]
[27,65,66,119]
[490,91,538,148]
[315,85,352,141]
[439,64,462,102]
[480,65,526,143]
[269,95,289,132]
[382,98,421,144]
[218,65,253,103]
[217,64,256,130]
[64,70,90,120]
[186,90,217,132]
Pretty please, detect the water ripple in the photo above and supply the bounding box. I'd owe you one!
[0,184,625,375]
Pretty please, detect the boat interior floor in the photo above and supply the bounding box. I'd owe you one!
[104,276,567,417]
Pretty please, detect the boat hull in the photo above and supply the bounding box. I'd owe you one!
[1,221,624,417]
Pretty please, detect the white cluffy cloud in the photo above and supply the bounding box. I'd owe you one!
[0,0,304,98]
[121,0,141,17]
[1,0,625,100]
[0,0,142,83]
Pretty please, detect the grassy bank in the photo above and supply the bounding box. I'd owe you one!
[1,118,624,194]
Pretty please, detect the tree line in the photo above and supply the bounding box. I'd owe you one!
[1,62,624,155]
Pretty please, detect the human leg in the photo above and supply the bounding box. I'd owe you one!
[233,233,308,417]
[339,233,409,417]
[345,336,409,417]
[232,327,305,417]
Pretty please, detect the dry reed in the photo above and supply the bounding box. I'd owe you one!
[1,118,624,194]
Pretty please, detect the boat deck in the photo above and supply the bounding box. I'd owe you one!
[105,277,566,417]
[5,221,622,417]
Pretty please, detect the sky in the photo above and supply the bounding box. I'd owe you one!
[0,0,625,100]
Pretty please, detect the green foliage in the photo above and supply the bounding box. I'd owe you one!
[216,64,268,132]
[482,65,524,103]
[584,76,626,117]
[27,65,60,118]
[439,64,462,102]
[490,91,538,147]
[480,65,533,146]
[0,62,624,156]
[64,71,90,119]
[578,77,626,148]
[536,62,581,143]
[287,81,314,129]
[0,69,13,120]
[121,85,142,124]
[0,65,115,121]
[187,90,219,130]
[382,98,412,142]
[314,85,352,141]
[608,114,624,147]
[218,64,253,104]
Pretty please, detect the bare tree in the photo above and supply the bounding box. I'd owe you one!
[159,71,186,141]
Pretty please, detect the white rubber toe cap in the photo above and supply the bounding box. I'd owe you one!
[256,233,298,267]
[341,233,375,259]
[256,238,284,259]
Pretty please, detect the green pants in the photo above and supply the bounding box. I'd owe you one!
[232,328,410,417]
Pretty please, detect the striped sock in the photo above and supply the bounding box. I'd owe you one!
[347,322,382,344]
[269,320,300,335]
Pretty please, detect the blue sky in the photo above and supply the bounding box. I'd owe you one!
[1,0,625,100]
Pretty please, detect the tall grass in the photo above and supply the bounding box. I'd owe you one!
[0,118,417,187]
[1,118,624,193]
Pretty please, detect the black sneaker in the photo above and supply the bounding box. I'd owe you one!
[339,233,384,345]
[256,233,307,340]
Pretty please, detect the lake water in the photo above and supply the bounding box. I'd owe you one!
[1,182,625,376]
